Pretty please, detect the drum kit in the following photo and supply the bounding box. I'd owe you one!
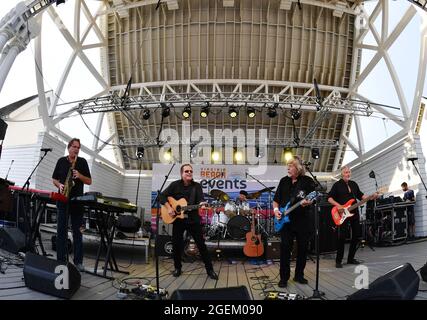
[202,187,275,241]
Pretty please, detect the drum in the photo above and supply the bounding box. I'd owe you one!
[238,201,251,216]
[224,201,237,218]
[227,215,251,240]
[211,212,229,227]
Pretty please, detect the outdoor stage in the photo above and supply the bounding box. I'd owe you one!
[0,234,427,300]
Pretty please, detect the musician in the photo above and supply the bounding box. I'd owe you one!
[160,164,218,280]
[273,156,315,288]
[401,182,416,239]
[52,138,91,271]
[236,190,248,204]
[328,166,378,268]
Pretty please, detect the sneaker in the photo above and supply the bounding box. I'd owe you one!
[76,264,85,272]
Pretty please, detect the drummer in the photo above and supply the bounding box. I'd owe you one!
[236,190,251,216]
[236,190,249,205]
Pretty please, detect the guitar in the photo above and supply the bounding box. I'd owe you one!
[274,191,320,232]
[243,209,264,257]
[160,197,202,224]
[331,190,383,226]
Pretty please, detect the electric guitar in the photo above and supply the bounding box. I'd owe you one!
[160,197,203,224]
[274,191,319,232]
[243,210,264,257]
[331,189,384,226]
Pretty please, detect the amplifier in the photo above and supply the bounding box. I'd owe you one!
[265,240,280,260]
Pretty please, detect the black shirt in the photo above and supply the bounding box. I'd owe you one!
[160,179,205,223]
[328,179,364,214]
[52,156,91,198]
[273,175,316,227]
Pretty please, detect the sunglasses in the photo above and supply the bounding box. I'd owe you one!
[184,170,193,173]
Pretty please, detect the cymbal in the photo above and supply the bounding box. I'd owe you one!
[247,187,275,199]
[210,189,230,202]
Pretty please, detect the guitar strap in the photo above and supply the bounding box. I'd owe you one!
[189,183,196,206]
[289,177,304,206]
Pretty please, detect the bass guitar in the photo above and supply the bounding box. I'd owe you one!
[160,197,202,224]
[243,209,264,257]
[274,191,319,232]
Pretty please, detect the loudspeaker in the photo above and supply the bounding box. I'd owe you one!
[117,215,141,233]
[0,119,7,140]
[0,227,26,253]
[347,263,419,300]
[420,263,427,282]
[155,235,173,257]
[170,286,251,300]
[23,252,81,299]
[265,240,280,260]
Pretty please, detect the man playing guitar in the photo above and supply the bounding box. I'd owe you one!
[328,166,379,268]
[160,164,218,280]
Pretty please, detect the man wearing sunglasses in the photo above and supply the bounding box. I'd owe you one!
[160,164,218,280]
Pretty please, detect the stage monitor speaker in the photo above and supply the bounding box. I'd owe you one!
[420,263,427,282]
[117,215,141,233]
[347,263,419,300]
[170,286,251,300]
[155,235,173,257]
[0,227,26,253]
[23,252,81,299]
[265,240,280,260]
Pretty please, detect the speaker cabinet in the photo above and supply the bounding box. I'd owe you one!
[0,227,26,253]
[23,253,81,299]
[171,286,251,300]
[347,263,419,300]
[265,240,280,260]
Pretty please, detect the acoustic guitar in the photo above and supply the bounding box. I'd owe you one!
[243,210,264,258]
[160,197,202,224]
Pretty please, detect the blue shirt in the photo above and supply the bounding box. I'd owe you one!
[403,189,415,201]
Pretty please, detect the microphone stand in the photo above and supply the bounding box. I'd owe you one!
[245,171,275,237]
[151,162,176,299]
[21,149,51,252]
[408,159,427,199]
[304,163,326,300]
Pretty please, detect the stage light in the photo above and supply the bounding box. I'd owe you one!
[234,148,243,162]
[142,109,150,120]
[311,148,320,159]
[211,150,220,162]
[161,103,170,118]
[247,107,256,118]
[255,146,264,158]
[182,105,191,119]
[267,107,277,118]
[200,104,209,118]
[283,148,294,163]
[291,109,301,120]
[229,106,238,118]
[163,148,172,161]
[136,146,144,159]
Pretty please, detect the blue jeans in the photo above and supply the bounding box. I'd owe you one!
[56,201,84,265]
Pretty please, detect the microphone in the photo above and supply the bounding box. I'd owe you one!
[41,148,52,152]
[302,161,311,166]
[5,160,14,180]
[407,157,418,162]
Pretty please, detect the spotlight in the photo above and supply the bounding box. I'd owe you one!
[142,109,150,120]
[291,109,301,120]
[267,107,277,118]
[311,148,320,159]
[229,106,238,118]
[234,148,243,162]
[211,150,220,162]
[283,148,294,163]
[161,103,170,118]
[163,148,172,161]
[200,105,209,118]
[136,146,144,159]
[182,105,191,119]
[247,107,256,118]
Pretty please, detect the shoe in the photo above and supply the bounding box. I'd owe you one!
[347,259,361,265]
[293,277,308,284]
[172,269,182,277]
[207,270,218,280]
[278,280,287,288]
[336,262,343,268]
[76,264,85,272]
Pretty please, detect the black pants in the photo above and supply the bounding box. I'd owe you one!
[172,219,213,271]
[279,223,309,281]
[336,214,361,263]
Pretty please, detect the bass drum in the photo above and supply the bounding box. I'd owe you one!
[227,215,251,240]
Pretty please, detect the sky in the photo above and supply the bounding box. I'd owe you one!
[0,0,425,169]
